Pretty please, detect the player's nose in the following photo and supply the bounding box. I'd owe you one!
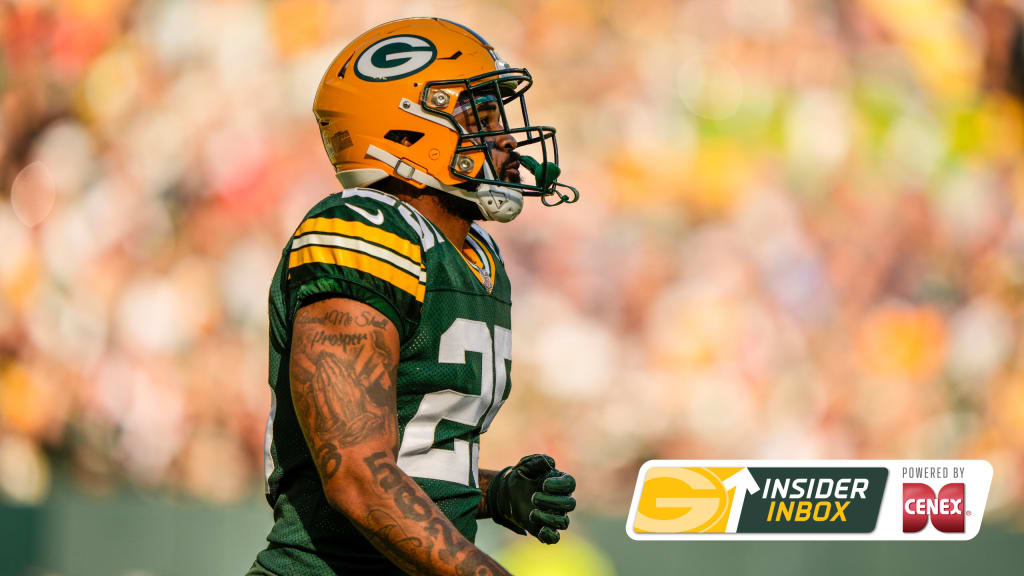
[493,132,517,152]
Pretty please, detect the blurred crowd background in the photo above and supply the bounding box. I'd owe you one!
[3,0,1024,534]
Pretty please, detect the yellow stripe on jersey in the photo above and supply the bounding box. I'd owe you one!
[464,232,496,288]
[459,252,485,285]
[294,217,422,265]
[472,231,496,284]
[289,245,426,302]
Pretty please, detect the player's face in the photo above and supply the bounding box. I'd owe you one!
[453,94,520,184]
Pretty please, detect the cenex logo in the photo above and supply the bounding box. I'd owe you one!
[902,483,965,533]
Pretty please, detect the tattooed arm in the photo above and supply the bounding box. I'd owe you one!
[290,298,511,576]
[477,469,499,518]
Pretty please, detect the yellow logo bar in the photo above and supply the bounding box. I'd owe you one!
[633,467,744,533]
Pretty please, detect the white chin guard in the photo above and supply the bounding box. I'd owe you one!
[467,159,523,222]
[471,181,524,222]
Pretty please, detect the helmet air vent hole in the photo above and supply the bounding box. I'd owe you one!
[384,130,424,146]
[338,54,353,78]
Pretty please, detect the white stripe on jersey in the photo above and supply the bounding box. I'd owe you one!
[292,233,426,281]
[343,187,398,205]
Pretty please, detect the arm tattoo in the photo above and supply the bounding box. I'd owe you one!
[291,301,398,482]
[456,550,503,576]
[476,469,499,518]
[363,452,508,576]
[365,509,425,553]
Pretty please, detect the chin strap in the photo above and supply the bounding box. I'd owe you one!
[365,144,523,222]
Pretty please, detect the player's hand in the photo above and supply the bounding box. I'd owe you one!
[487,454,576,544]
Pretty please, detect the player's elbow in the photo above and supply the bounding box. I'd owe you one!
[322,484,362,518]
[321,476,369,517]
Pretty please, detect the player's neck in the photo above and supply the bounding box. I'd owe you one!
[397,193,471,251]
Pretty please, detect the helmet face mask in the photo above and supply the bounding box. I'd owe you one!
[427,70,556,194]
[313,18,577,222]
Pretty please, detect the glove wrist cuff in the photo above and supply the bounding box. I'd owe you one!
[487,466,525,534]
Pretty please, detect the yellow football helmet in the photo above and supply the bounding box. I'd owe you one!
[313,18,577,222]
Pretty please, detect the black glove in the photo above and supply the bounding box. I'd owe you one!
[486,454,576,544]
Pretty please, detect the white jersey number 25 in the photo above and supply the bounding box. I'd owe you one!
[396,319,511,487]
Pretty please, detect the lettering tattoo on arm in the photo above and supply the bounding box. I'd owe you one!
[310,330,368,350]
[319,308,391,329]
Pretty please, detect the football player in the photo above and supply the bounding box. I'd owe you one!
[248,18,579,576]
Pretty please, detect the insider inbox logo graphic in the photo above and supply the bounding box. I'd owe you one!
[626,460,992,541]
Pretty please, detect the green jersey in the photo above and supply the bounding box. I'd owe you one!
[256,188,513,576]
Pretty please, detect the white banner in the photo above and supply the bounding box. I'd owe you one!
[625,460,993,541]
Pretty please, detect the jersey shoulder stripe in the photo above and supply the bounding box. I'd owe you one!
[293,217,422,265]
[292,233,422,277]
[288,189,428,306]
[289,244,426,303]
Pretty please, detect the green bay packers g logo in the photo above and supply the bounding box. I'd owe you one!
[634,467,733,533]
[355,35,437,82]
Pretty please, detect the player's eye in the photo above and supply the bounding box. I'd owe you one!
[477,106,504,131]
[454,93,503,134]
